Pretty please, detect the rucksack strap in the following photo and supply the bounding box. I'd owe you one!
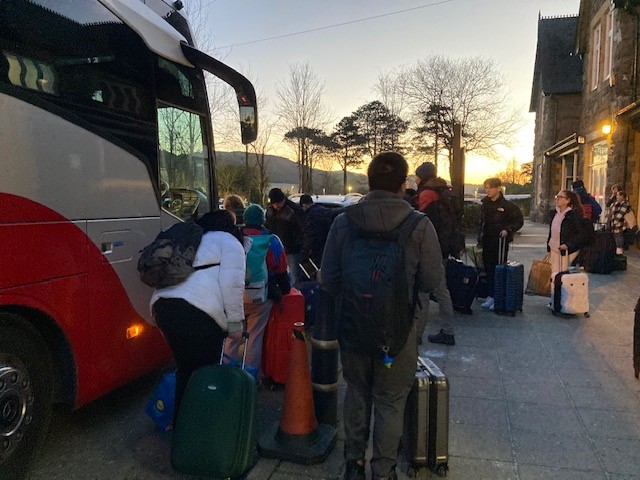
[398,211,425,247]
[193,262,220,271]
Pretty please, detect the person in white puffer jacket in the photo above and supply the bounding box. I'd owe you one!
[150,210,245,418]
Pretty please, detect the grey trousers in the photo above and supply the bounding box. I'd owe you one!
[415,291,454,341]
[341,327,417,477]
[224,299,273,378]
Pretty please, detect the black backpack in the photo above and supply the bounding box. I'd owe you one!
[137,222,218,288]
[422,189,465,258]
[338,211,423,356]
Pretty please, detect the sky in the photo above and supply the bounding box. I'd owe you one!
[198,0,580,184]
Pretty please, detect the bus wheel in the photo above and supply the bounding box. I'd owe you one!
[0,313,54,480]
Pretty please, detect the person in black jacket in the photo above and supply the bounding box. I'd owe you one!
[265,188,306,283]
[547,190,592,274]
[477,177,524,310]
[299,194,342,267]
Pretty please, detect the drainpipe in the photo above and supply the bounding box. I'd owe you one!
[633,9,639,101]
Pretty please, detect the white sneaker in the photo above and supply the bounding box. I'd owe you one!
[489,303,495,311]
[481,297,494,309]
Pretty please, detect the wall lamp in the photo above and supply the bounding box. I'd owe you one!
[601,123,612,135]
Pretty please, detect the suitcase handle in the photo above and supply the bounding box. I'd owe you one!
[220,331,250,368]
[298,259,319,280]
[499,236,507,265]
[560,249,568,272]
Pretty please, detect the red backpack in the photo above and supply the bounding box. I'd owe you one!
[581,201,593,219]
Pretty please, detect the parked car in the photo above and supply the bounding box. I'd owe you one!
[288,193,363,208]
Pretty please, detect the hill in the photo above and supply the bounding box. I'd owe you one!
[215,151,367,193]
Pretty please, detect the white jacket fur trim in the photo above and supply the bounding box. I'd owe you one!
[149,231,246,330]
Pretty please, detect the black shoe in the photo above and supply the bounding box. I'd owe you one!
[344,460,366,480]
[427,329,455,346]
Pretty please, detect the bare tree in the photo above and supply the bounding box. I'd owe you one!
[373,70,408,120]
[275,61,330,192]
[251,122,278,203]
[401,56,524,178]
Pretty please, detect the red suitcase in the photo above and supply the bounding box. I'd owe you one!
[261,289,305,385]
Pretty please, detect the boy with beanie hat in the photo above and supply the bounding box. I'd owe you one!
[265,188,306,283]
[415,162,436,182]
[224,204,291,379]
[243,203,266,227]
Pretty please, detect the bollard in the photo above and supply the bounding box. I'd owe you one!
[311,287,339,427]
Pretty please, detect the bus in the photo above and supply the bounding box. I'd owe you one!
[0,1,257,477]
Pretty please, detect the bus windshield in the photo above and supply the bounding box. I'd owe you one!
[155,54,212,220]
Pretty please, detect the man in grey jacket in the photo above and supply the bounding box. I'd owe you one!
[320,152,449,480]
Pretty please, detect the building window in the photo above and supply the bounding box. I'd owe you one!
[589,141,608,211]
[604,7,614,80]
[562,154,577,190]
[592,24,601,90]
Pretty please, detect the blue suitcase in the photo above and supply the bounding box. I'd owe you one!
[493,238,524,316]
[296,281,319,327]
[445,257,479,314]
[296,260,320,327]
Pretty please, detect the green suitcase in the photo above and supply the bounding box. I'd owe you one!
[171,346,257,478]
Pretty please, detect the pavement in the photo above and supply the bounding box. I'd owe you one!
[247,220,640,480]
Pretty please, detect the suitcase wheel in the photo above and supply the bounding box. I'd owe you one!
[584,312,590,318]
[635,368,639,379]
[407,467,419,478]
[435,464,448,477]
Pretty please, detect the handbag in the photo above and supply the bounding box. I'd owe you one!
[525,253,552,297]
[145,370,176,431]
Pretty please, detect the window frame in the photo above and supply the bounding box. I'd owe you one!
[604,7,614,81]
[591,24,602,91]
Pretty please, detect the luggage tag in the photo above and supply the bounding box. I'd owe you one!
[382,346,394,368]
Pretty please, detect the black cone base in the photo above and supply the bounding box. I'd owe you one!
[257,422,336,465]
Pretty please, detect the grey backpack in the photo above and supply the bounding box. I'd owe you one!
[137,222,218,288]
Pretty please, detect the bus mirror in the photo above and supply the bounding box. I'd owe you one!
[240,105,257,144]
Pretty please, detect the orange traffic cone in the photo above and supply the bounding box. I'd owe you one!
[258,322,336,464]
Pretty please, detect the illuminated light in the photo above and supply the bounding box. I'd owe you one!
[601,123,612,135]
[126,324,143,339]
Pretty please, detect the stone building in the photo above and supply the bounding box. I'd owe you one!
[531,0,640,221]
[530,15,583,222]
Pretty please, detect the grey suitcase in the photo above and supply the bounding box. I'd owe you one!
[402,356,449,477]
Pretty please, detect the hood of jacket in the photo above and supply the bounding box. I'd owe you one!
[424,177,448,190]
[344,190,414,232]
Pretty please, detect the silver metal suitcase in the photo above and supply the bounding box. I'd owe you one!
[402,356,449,477]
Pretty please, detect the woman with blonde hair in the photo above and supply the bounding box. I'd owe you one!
[547,190,592,274]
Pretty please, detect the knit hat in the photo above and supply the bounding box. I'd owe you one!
[268,188,286,203]
[299,194,313,205]
[571,179,584,190]
[243,203,265,226]
[416,162,436,181]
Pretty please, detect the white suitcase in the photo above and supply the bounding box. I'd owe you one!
[551,253,589,317]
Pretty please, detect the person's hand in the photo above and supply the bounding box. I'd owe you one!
[499,229,508,238]
[227,330,243,341]
[559,244,568,251]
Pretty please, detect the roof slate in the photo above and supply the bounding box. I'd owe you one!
[530,16,583,112]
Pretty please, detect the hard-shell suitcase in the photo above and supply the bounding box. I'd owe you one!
[171,338,257,478]
[261,288,305,385]
[445,257,479,314]
[551,252,589,317]
[493,237,524,315]
[634,297,640,378]
[577,230,616,274]
[403,357,449,477]
[296,260,320,327]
